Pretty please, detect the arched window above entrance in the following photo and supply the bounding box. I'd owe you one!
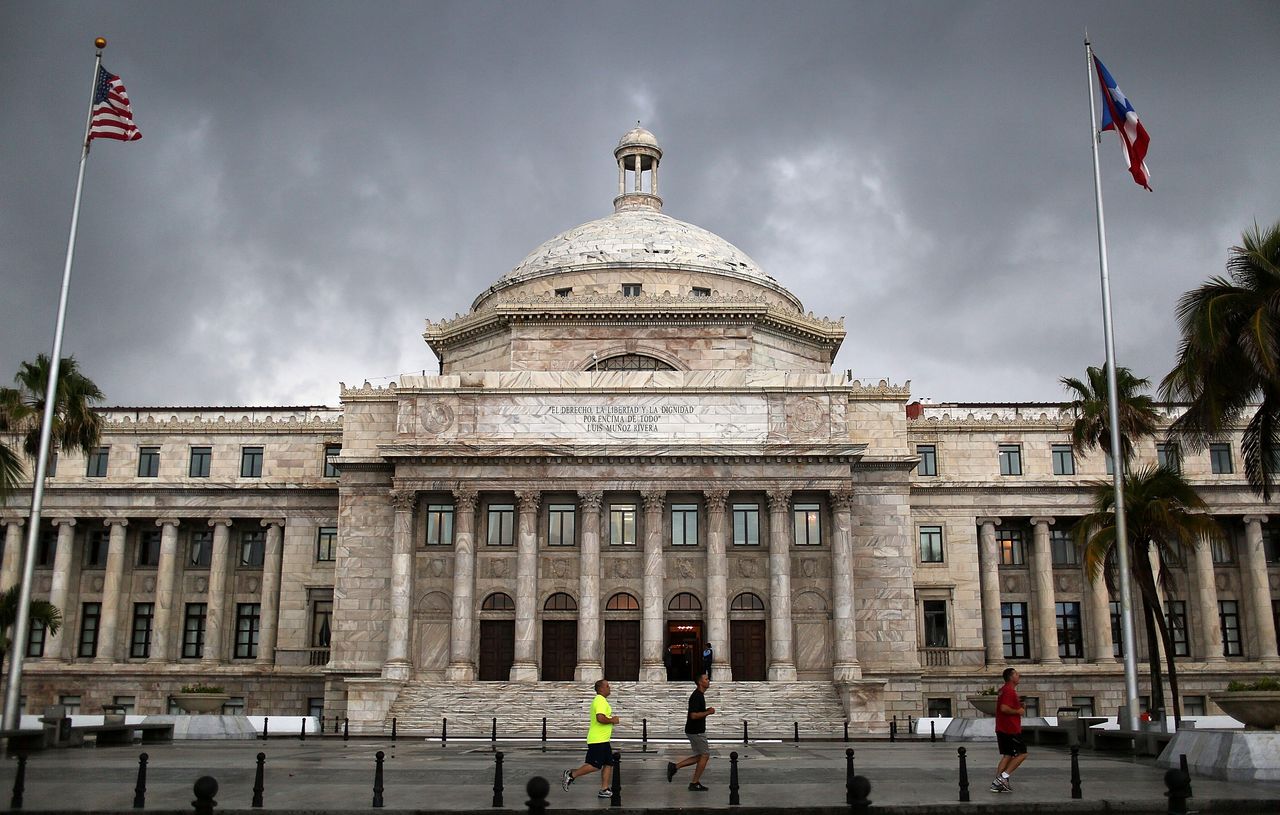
[730,592,765,611]
[606,592,640,611]
[587,353,676,371]
[544,592,577,611]
[668,592,702,611]
[481,592,515,611]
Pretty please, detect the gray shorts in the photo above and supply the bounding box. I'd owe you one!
[687,733,710,755]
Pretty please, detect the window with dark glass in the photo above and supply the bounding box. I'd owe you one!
[425,504,454,546]
[922,600,949,647]
[1183,695,1206,716]
[668,592,702,611]
[1022,697,1040,717]
[240,446,263,478]
[606,592,639,611]
[732,503,759,546]
[621,283,642,297]
[36,528,56,567]
[189,530,212,566]
[78,602,101,658]
[610,504,636,546]
[554,287,572,297]
[182,603,206,658]
[918,525,943,563]
[1210,532,1234,564]
[793,503,821,546]
[1210,443,1233,474]
[189,446,211,478]
[1264,525,1280,564]
[691,286,711,297]
[86,446,109,477]
[730,592,764,611]
[1050,528,1078,565]
[1071,696,1095,717]
[113,696,136,715]
[998,444,1022,476]
[671,504,698,546]
[1219,600,1242,656]
[1157,442,1181,473]
[1110,600,1125,658]
[1166,600,1189,656]
[47,451,56,477]
[1001,602,1029,658]
[234,603,261,659]
[137,446,160,478]
[481,592,515,611]
[130,602,154,658]
[1056,601,1083,658]
[1051,444,1075,475]
[927,698,952,717]
[588,354,675,371]
[311,598,332,648]
[323,444,341,477]
[85,530,108,567]
[137,530,161,567]
[544,592,577,611]
[239,530,265,567]
[916,444,937,476]
[1273,600,1280,652]
[315,526,337,562]
[487,504,515,546]
[997,527,1025,566]
[26,619,46,657]
[548,504,576,547]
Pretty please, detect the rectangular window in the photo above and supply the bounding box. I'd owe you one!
[240,446,263,478]
[691,286,711,297]
[137,446,160,478]
[58,695,82,715]
[1166,599,1189,657]
[315,526,337,562]
[1274,600,1280,653]
[239,530,265,567]
[47,452,56,478]
[189,530,212,566]
[235,603,261,659]
[793,503,821,546]
[130,602,154,658]
[182,603,206,659]
[311,598,333,648]
[926,697,952,718]
[1210,533,1235,564]
[671,504,698,546]
[85,530,108,567]
[1056,601,1083,658]
[609,504,636,546]
[426,504,455,546]
[1219,600,1242,656]
[26,619,46,657]
[1264,526,1280,564]
[112,696,136,715]
[732,504,759,546]
[1210,443,1233,474]
[1051,444,1075,475]
[1105,451,1115,476]
[1157,442,1181,473]
[222,697,245,716]
[308,697,325,719]
[918,525,944,563]
[323,444,341,477]
[1183,695,1206,716]
[554,287,572,297]
[37,528,56,567]
[997,527,1025,566]
[1022,697,1040,718]
[86,446,109,477]
[998,444,1022,476]
[547,504,576,547]
[922,599,949,647]
[78,602,101,658]
[1110,600,1125,658]
[1050,528,1078,566]
[621,283,642,297]
[137,530,161,567]
[189,446,211,478]
[916,444,937,477]
[1071,696,1096,717]
[1001,602,1029,659]
[487,504,515,546]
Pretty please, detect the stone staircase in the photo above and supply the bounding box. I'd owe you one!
[386,681,880,739]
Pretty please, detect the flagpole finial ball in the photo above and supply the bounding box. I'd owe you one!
[95,37,107,49]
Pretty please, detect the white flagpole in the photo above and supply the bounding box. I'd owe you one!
[1,37,107,731]
[1085,36,1142,733]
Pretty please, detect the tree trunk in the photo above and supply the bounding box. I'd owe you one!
[1134,556,1183,725]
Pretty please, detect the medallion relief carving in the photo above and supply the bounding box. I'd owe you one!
[788,396,825,434]
[195,577,208,593]
[92,576,104,593]
[421,400,455,434]
[428,558,447,578]
[608,559,634,579]
[738,559,759,578]
[143,576,156,592]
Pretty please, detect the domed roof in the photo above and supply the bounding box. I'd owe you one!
[617,126,660,152]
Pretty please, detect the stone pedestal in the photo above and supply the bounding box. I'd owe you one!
[1159,730,1280,782]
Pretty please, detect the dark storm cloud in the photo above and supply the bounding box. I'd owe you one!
[2,1,1277,407]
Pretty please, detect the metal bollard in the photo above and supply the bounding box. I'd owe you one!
[1179,754,1193,798]
[793,721,799,743]
[642,718,648,749]
[262,716,269,741]
[908,715,914,735]
[1070,746,1082,799]
[192,776,218,815]
[742,719,749,744]
[844,748,855,805]
[849,775,872,814]
[133,752,148,809]
[343,717,349,741]
[729,751,740,806]
[333,714,339,735]
[957,747,970,802]
[889,719,896,742]
[442,717,448,745]
[391,718,397,742]
[10,754,26,810]
[491,751,504,808]
[844,720,849,742]
[491,717,497,744]
[319,714,325,734]
[610,750,622,808]
[930,719,937,742]
[300,718,306,742]
[1165,767,1191,815]
[372,750,385,808]
[252,752,265,808]
[541,717,547,752]
[525,776,550,815]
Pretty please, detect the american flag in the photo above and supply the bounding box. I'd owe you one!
[88,65,141,142]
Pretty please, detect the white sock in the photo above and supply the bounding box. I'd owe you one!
[1001,772,1010,780]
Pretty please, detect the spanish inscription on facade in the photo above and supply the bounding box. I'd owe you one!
[474,395,776,440]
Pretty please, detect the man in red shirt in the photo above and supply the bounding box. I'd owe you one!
[990,667,1027,793]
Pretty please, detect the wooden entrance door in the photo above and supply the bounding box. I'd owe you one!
[604,620,640,681]
[666,621,704,681]
[730,620,767,681]
[541,620,578,681]
[479,620,515,681]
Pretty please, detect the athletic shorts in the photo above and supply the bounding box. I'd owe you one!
[687,733,711,756]
[996,732,1027,757]
[584,741,613,768]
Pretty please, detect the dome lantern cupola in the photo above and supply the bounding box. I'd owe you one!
[614,124,663,213]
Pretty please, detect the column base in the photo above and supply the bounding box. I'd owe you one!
[381,660,412,680]
[1088,656,1117,664]
[1038,658,1062,665]
[639,661,666,682]
[833,661,862,681]
[445,662,476,681]
[574,661,603,682]
[1260,655,1280,666]
[707,666,732,682]
[767,662,797,682]
[509,661,539,682]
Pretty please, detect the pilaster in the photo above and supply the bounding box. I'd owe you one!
[766,488,797,681]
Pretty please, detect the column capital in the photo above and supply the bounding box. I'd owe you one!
[830,489,855,511]
[641,491,665,513]
[453,486,478,513]
[1242,514,1268,526]
[577,491,603,512]
[514,490,541,512]
[259,518,286,530]
[766,489,791,512]
[1030,516,1056,528]
[51,517,77,528]
[208,517,233,529]
[103,518,129,528]
[156,518,182,529]
[704,489,729,513]
[1,517,24,528]
[389,489,417,512]
[977,516,1002,528]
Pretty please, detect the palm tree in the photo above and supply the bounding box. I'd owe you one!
[0,443,21,501]
[1074,466,1220,725]
[1161,221,1280,500]
[1061,365,1161,467]
[0,584,62,676]
[0,354,104,479]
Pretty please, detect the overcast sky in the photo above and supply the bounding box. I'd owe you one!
[2,2,1277,408]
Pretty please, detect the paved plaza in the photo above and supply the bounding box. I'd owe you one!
[3,736,1278,812]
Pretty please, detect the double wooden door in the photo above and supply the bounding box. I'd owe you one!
[730,620,767,681]
[541,620,577,680]
[479,620,515,681]
[604,620,640,681]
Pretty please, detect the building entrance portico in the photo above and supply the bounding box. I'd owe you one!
[665,620,704,681]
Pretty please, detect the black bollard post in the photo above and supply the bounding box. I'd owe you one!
[192,776,218,815]
[491,751,504,808]
[957,746,970,802]
[845,748,855,805]
[343,717,349,741]
[526,777,550,815]
[542,717,547,752]
[391,718,397,743]
[1179,754,1193,798]
[1070,746,1082,799]
[844,720,849,742]
[333,714,339,735]
[10,754,26,810]
[793,721,799,743]
[850,775,872,815]
[133,752,148,809]
[742,719,748,744]
[442,717,447,746]
[908,715,914,736]
[930,720,936,743]
[642,718,648,749]
[300,718,306,742]
[262,716,269,741]
[372,750,385,808]
[319,714,325,734]
[491,716,497,745]
[1165,768,1191,815]
[728,751,740,806]
[252,752,265,808]
[889,719,896,742]
[610,750,622,808]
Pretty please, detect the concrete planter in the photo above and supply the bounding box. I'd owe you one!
[172,693,230,714]
[968,696,999,716]
[1210,691,1280,730]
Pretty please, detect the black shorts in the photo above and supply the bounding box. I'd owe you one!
[584,742,613,768]
[996,732,1027,757]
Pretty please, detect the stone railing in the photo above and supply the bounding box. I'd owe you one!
[919,647,986,668]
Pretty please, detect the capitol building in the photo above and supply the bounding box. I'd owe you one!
[3,129,1277,734]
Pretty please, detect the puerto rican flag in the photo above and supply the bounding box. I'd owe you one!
[1093,54,1150,190]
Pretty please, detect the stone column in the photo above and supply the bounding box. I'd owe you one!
[95,519,128,663]
[830,490,861,680]
[1241,516,1279,663]
[766,489,797,681]
[446,488,478,681]
[576,491,604,682]
[510,490,541,681]
[149,519,181,663]
[256,519,285,666]
[1,518,23,590]
[383,490,416,680]
[978,518,1004,665]
[639,490,667,681]
[203,518,233,665]
[1192,534,1225,663]
[45,519,76,660]
[704,489,731,682]
[1084,566,1114,663]
[1030,518,1060,663]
